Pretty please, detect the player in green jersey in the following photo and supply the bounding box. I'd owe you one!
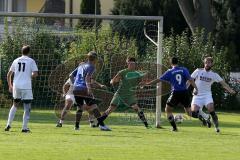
[97,57,149,129]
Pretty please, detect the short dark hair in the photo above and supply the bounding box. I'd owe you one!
[22,45,30,55]
[171,57,178,65]
[126,56,136,62]
[87,51,98,61]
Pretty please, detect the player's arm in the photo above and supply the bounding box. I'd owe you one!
[110,73,121,85]
[146,70,170,85]
[92,80,107,89]
[31,60,38,78]
[188,79,198,95]
[7,70,13,93]
[69,68,78,83]
[187,68,198,89]
[219,80,236,94]
[86,65,95,95]
[186,80,191,88]
[185,68,198,94]
[32,71,38,78]
[145,78,161,85]
[86,74,93,95]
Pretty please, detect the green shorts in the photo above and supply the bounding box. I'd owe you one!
[110,93,137,107]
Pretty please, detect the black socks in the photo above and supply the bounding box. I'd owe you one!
[168,115,177,130]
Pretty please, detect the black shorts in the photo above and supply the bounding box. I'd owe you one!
[74,95,97,106]
[73,89,96,106]
[166,90,191,108]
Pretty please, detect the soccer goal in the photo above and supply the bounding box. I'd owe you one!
[0,12,164,127]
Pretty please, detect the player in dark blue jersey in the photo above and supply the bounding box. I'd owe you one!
[69,51,110,131]
[146,57,198,131]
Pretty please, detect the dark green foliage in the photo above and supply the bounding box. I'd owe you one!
[0,19,64,108]
[111,0,187,35]
[212,0,240,70]
[111,0,187,56]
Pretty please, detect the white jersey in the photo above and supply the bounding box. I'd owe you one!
[10,55,38,89]
[191,68,223,96]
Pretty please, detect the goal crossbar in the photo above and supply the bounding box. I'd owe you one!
[0,12,163,21]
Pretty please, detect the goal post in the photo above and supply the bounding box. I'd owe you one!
[144,19,163,127]
[0,12,163,126]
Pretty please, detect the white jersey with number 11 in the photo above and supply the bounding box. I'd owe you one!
[10,55,38,89]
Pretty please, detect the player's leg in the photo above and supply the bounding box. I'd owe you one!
[97,94,119,123]
[21,90,33,133]
[5,100,20,131]
[81,103,97,127]
[180,91,192,117]
[5,87,21,131]
[191,103,205,123]
[206,103,219,132]
[22,100,31,133]
[75,106,83,130]
[191,95,211,127]
[131,104,149,128]
[56,96,74,127]
[97,104,117,123]
[199,108,211,128]
[74,96,84,130]
[85,98,111,131]
[166,92,178,131]
[165,104,177,131]
[88,112,97,128]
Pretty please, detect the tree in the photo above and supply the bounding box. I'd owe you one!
[112,0,187,35]
[176,0,240,70]
[176,0,214,35]
[211,0,240,70]
[111,0,188,56]
[39,0,65,25]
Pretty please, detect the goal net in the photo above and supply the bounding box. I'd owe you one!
[0,13,165,126]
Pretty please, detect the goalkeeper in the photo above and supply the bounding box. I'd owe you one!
[98,57,149,129]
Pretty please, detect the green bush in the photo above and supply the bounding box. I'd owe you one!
[66,26,138,85]
[0,18,64,107]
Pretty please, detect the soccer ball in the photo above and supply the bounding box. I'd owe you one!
[174,114,184,124]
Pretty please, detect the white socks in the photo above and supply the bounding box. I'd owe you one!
[22,103,31,130]
[7,105,17,126]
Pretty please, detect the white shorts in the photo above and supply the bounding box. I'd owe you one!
[191,95,213,109]
[65,94,76,104]
[13,88,33,100]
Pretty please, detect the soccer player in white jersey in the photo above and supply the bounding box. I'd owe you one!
[5,45,38,133]
[191,57,236,133]
[56,78,97,128]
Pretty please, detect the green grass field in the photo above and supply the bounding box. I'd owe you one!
[0,110,239,160]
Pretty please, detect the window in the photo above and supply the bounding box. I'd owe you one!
[0,0,5,11]
[0,0,5,23]
[12,0,26,12]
